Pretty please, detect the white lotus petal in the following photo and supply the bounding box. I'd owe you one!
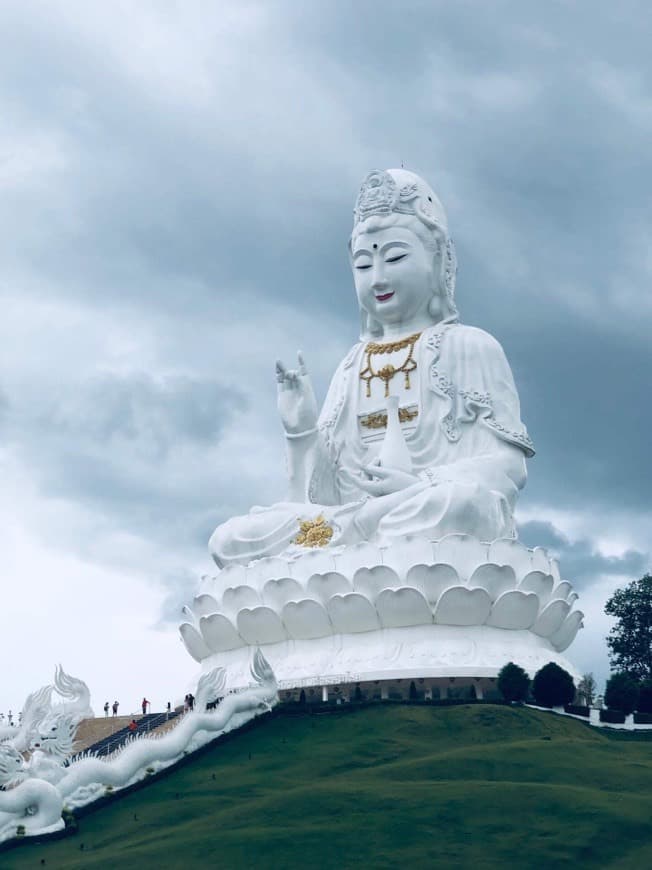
[213,563,247,592]
[353,565,400,599]
[552,581,573,601]
[282,600,332,639]
[179,623,212,663]
[290,549,337,582]
[237,606,288,644]
[247,556,291,586]
[434,587,492,626]
[550,611,584,652]
[381,535,435,578]
[327,593,380,634]
[437,534,487,582]
[487,590,539,630]
[221,585,261,618]
[549,558,561,584]
[199,614,244,652]
[262,577,304,611]
[192,594,221,618]
[306,571,352,604]
[532,599,571,637]
[519,571,554,606]
[488,538,533,582]
[406,563,458,606]
[333,542,383,577]
[567,592,579,606]
[531,547,551,574]
[197,574,220,597]
[376,588,432,628]
[469,564,516,601]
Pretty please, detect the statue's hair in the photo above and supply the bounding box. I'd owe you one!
[349,210,458,340]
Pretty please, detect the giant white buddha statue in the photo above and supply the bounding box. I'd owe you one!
[210,169,534,566]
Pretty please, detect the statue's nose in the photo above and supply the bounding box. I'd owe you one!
[371,261,387,289]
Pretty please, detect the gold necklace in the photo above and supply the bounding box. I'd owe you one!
[360,331,421,398]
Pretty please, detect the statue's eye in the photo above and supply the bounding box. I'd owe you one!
[386,253,407,264]
[355,263,372,270]
[51,727,56,731]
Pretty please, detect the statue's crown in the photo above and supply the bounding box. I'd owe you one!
[353,168,448,231]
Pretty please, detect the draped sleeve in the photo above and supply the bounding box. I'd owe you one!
[428,324,535,457]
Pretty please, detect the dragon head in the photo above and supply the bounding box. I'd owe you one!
[31,710,77,761]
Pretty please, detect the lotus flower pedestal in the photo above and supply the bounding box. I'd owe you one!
[180,534,583,694]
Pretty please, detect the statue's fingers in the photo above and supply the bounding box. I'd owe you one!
[297,351,308,376]
[363,464,390,479]
[355,477,385,496]
[275,360,288,385]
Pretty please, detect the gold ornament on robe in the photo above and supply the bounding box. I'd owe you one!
[359,405,419,430]
[294,515,334,548]
[359,331,421,398]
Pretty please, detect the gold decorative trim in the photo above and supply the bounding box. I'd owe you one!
[360,406,419,430]
[360,332,421,398]
[294,515,334,548]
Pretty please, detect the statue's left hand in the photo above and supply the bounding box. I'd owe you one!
[356,463,420,496]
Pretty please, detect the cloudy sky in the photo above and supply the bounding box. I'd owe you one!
[1,0,650,714]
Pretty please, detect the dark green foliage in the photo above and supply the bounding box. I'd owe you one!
[605,575,652,681]
[532,662,575,707]
[605,673,640,715]
[600,708,626,724]
[497,661,530,702]
[637,679,652,713]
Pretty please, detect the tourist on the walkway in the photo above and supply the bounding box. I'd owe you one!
[166,701,171,719]
[103,701,109,717]
[128,719,137,733]
[141,697,150,716]
[112,700,119,717]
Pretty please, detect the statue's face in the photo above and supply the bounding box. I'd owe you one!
[352,224,436,328]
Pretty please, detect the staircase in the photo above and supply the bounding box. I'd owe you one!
[69,711,182,762]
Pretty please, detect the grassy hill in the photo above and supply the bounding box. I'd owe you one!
[4,704,652,869]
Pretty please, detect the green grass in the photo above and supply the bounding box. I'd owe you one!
[5,704,652,869]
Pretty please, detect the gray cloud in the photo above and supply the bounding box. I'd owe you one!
[519,520,650,591]
[1,0,651,681]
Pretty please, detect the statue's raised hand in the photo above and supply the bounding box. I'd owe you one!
[276,351,319,436]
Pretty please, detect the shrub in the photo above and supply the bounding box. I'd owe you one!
[634,711,652,724]
[564,704,590,718]
[604,672,639,715]
[637,679,652,713]
[532,663,575,708]
[600,708,626,724]
[497,662,530,703]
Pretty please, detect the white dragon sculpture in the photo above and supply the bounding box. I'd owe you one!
[0,650,277,842]
[0,665,93,754]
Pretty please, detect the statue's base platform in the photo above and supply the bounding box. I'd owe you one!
[197,623,580,693]
[181,533,584,692]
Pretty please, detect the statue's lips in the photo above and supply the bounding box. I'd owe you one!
[375,291,395,302]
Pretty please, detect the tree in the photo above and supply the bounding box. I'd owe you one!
[604,673,639,715]
[532,662,575,708]
[637,679,652,713]
[576,673,597,707]
[497,662,530,703]
[604,574,652,681]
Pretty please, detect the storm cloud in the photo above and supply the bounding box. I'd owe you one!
[1,0,651,709]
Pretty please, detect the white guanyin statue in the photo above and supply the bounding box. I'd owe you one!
[210,168,534,565]
[181,168,582,692]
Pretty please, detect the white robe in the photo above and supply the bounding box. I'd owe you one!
[210,321,534,566]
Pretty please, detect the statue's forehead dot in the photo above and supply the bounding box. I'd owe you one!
[373,243,378,249]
